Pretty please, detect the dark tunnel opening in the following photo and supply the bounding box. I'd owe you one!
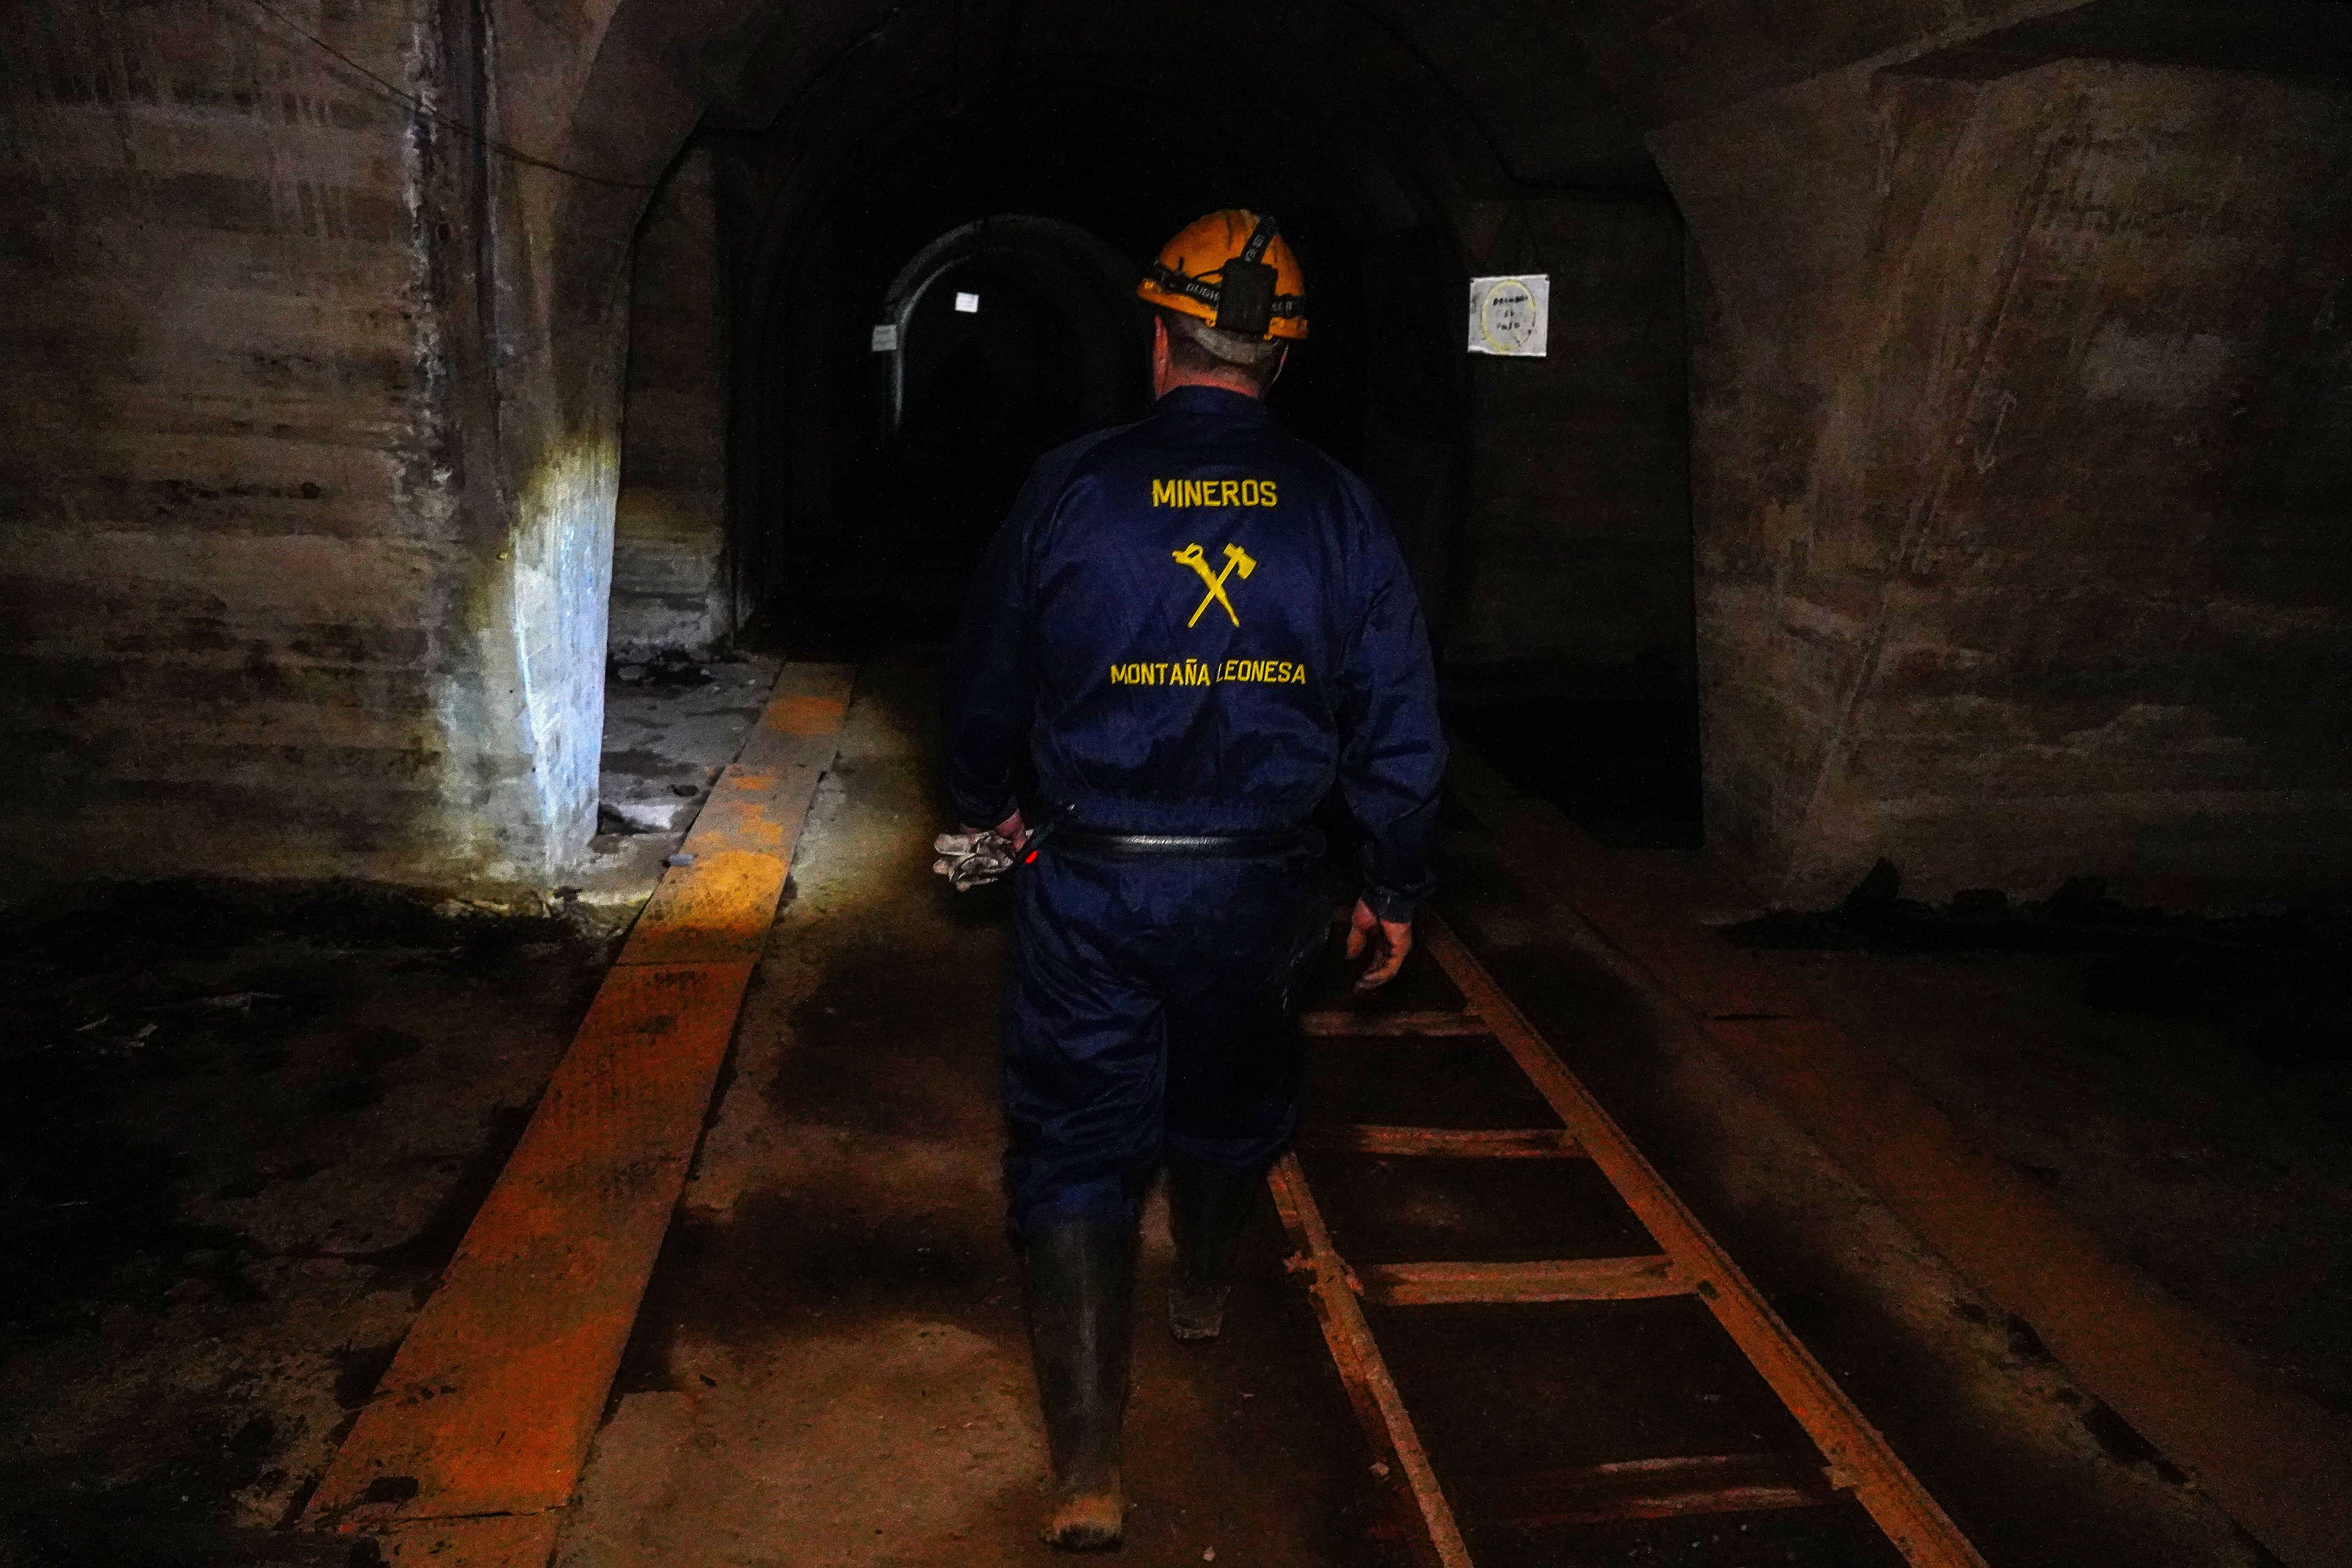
[782,210,1152,651]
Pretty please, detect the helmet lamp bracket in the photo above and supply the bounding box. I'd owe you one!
[1214,259,1277,337]
[1211,211,1283,337]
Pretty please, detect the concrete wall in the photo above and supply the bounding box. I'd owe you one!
[0,0,634,895]
[1451,197,1688,677]
[612,147,728,656]
[2,0,457,886]
[1663,57,2352,905]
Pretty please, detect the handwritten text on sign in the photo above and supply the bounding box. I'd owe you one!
[1467,275,1549,357]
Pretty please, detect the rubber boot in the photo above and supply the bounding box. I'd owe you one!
[1024,1211,1134,1550]
[1167,1155,1261,1341]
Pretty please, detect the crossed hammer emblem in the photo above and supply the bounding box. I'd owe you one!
[1173,541,1257,627]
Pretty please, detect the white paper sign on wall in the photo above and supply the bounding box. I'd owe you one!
[870,324,899,352]
[1467,275,1549,357]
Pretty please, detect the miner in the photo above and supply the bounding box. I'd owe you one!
[941,209,1446,1550]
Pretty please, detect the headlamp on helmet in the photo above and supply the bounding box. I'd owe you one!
[1137,209,1309,341]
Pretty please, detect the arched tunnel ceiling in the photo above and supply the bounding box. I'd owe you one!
[559,0,2352,267]
[695,0,1662,208]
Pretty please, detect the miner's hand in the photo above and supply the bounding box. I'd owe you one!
[1345,898,1413,992]
[962,810,1026,848]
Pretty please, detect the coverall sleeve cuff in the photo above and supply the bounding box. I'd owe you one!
[950,790,1019,832]
[1364,887,1420,924]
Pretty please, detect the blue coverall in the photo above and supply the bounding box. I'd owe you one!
[944,384,1447,1234]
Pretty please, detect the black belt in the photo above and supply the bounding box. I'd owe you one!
[1053,827,1312,859]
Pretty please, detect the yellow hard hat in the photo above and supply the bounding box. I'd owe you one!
[1138,209,1308,341]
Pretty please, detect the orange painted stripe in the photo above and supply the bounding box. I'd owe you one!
[1486,799,2352,1567]
[621,848,792,965]
[765,691,850,736]
[307,663,853,1546]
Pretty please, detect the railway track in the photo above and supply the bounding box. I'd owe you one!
[1280,912,1986,1568]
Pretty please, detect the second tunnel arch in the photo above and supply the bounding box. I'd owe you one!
[877,214,1147,439]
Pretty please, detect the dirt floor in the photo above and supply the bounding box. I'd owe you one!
[0,888,609,1565]
[0,653,787,1568]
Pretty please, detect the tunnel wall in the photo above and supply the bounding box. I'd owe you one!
[1451,196,1688,678]
[0,0,646,895]
[0,0,468,888]
[612,147,729,656]
[1665,56,2352,906]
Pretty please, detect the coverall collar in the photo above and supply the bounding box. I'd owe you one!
[1153,384,1275,421]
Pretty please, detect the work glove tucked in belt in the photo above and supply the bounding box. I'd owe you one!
[932,829,1019,892]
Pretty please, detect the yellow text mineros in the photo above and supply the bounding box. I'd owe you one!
[1107,659,1309,687]
[1151,477,1278,508]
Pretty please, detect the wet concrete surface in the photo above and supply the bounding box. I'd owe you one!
[0,886,608,1565]
[575,652,784,906]
[557,651,1382,1568]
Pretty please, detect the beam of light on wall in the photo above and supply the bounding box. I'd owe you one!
[495,429,621,874]
[955,291,981,313]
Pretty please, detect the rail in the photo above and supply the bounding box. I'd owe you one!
[1272,910,1986,1568]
